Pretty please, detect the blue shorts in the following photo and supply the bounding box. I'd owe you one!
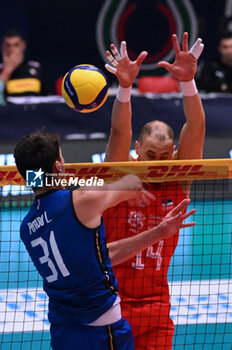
[50,317,134,350]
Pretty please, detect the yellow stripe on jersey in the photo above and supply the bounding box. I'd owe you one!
[6,78,41,94]
[95,228,103,264]
[108,325,115,350]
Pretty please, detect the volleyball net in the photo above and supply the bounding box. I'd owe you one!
[0,159,232,349]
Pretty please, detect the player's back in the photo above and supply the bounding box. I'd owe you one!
[20,189,118,325]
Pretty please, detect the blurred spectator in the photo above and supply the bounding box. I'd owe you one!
[0,29,47,97]
[197,32,232,92]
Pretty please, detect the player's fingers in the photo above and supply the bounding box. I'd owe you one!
[158,61,172,71]
[111,44,121,61]
[189,38,204,59]
[171,211,196,229]
[180,222,196,228]
[106,52,118,67]
[169,198,191,216]
[181,208,196,221]
[170,211,183,225]
[120,41,128,58]
[172,34,181,54]
[105,64,117,74]
[136,51,148,67]
[182,32,188,52]
[105,50,112,58]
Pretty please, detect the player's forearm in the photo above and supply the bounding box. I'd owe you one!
[108,225,164,266]
[177,93,205,159]
[104,96,132,162]
[80,174,142,217]
[183,93,205,129]
[112,95,132,132]
[73,176,141,228]
[99,175,141,210]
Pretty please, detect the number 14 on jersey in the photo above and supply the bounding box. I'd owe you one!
[132,240,164,270]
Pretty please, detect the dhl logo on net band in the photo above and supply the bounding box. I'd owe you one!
[0,160,231,186]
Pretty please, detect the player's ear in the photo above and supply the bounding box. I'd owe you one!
[135,140,140,155]
[53,160,62,174]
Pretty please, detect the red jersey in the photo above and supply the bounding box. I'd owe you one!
[103,181,186,349]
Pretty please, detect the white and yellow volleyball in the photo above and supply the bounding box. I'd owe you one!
[62,64,109,113]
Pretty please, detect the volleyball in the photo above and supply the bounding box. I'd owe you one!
[61,64,109,113]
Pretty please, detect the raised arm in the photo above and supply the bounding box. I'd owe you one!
[104,41,147,162]
[158,33,205,160]
[72,174,154,228]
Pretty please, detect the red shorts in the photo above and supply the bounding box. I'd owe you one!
[122,301,174,350]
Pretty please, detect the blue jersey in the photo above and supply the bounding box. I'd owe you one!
[20,189,119,325]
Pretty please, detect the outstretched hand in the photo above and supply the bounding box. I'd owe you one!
[105,41,148,88]
[160,198,196,239]
[158,32,204,82]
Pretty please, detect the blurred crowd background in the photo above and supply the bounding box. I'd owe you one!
[0,0,231,93]
[0,0,231,163]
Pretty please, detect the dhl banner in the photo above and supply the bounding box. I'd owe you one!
[0,159,232,187]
